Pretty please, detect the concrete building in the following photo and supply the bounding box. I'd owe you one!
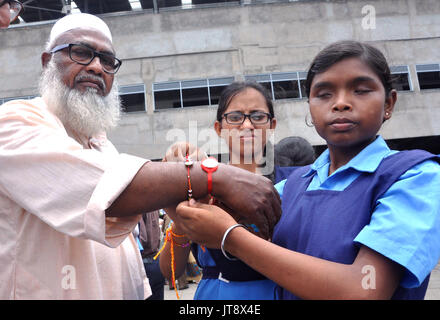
[1,0,439,160]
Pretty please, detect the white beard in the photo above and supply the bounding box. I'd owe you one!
[38,59,121,137]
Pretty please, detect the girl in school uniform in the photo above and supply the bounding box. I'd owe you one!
[159,81,278,300]
[173,40,440,299]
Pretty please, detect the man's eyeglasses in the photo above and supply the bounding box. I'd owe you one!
[0,0,23,23]
[50,43,122,74]
[222,111,272,126]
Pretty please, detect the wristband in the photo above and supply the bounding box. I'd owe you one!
[201,157,219,195]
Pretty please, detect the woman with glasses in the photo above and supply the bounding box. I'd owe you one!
[159,81,278,300]
[0,0,22,28]
[214,81,277,176]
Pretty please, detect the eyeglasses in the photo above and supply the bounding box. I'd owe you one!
[222,111,272,125]
[0,0,23,23]
[50,43,122,74]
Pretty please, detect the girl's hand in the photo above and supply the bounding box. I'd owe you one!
[163,197,211,230]
[163,141,207,163]
[175,199,238,248]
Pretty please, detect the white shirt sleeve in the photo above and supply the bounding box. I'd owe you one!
[0,98,148,248]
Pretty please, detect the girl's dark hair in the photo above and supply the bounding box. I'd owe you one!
[304,40,394,98]
[216,81,275,122]
[274,136,315,167]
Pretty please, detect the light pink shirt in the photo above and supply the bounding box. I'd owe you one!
[0,97,151,299]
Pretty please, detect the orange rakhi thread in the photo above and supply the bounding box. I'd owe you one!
[154,226,189,299]
[185,154,193,200]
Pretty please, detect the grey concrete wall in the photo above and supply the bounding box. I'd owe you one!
[1,0,439,159]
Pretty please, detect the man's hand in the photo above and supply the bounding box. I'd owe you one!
[107,143,281,230]
[212,164,282,240]
[212,200,267,239]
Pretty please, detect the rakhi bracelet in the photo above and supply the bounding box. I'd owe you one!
[169,226,190,243]
[184,154,193,200]
[174,241,191,248]
[170,226,191,248]
[221,224,247,261]
[153,226,190,299]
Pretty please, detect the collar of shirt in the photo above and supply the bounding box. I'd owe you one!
[303,136,398,191]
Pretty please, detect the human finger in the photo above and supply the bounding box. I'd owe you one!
[163,142,187,162]
[264,183,282,238]
[176,200,237,247]
[254,177,282,238]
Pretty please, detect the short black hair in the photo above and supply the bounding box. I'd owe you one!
[216,81,275,122]
[304,40,394,98]
[274,136,315,167]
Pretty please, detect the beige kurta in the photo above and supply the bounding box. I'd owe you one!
[0,97,151,299]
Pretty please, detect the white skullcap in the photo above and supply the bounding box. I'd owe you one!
[48,13,112,49]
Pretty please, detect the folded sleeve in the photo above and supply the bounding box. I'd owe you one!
[274,179,287,200]
[354,159,440,288]
[0,99,149,248]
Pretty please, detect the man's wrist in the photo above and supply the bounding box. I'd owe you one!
[200,157,219,195]
[210,162,225,199]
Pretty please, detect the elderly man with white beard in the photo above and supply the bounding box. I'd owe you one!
[0,13,281,299]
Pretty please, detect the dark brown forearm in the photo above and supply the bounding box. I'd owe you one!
[106,160,281,244]
[106,161,216,218]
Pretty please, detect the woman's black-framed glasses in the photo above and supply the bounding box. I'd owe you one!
[50,43,122,74]
[223,111,272,126]
[0,0,23,23]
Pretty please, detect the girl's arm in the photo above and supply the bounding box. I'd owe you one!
[175,200,404,300]
[225,226,403,299]
[158,215,192,281]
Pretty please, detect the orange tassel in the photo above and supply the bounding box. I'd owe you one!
[154,226,188,299]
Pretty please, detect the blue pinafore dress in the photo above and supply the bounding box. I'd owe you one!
[272,150,440,300]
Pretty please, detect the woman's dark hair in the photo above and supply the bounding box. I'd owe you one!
[304,40,394,98]
[216,81,275,122]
